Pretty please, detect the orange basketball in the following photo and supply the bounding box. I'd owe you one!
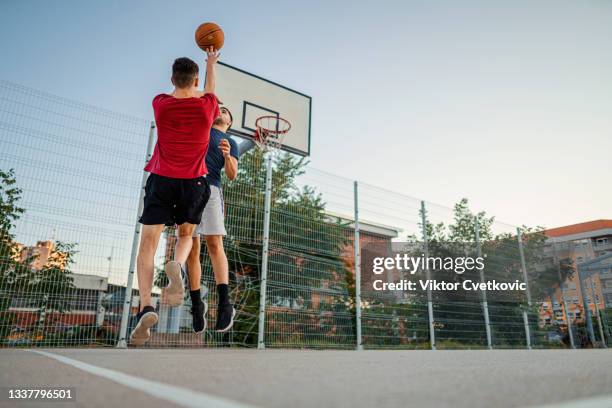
[195,22,224,51]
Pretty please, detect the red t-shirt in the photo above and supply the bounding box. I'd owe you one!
[144,93,220,179]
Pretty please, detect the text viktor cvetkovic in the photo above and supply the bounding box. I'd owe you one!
[370,254,527,292]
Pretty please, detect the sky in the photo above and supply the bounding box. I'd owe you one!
[1,0,611,229]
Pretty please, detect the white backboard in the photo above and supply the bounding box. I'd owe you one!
[212,62,311,156]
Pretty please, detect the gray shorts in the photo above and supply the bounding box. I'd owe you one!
[196,184,226,236]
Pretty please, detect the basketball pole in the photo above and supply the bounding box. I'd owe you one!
[116,122,156,349]
[257,152,274,349]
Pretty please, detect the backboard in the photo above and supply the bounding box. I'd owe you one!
[212,62,311,156]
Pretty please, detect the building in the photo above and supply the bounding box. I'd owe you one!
[5,239,148,337]
[540,220,612,326]
[18,240,68,270]
[332,212,401,294]
[9,273,107,328]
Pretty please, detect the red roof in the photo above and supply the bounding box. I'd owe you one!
[545,219,612,238]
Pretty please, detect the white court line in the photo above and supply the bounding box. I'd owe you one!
[523,394,612,408]
[29,350,258,408]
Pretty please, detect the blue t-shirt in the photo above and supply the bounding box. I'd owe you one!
[206,128,238,187]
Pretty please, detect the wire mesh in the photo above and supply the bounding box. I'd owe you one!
[264,166,356,348]
[356,184,429,349]
[0,81,150,347]
[1,80,609,350]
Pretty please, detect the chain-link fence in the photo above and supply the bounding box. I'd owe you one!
[0,81,150,346]
[1,81,610,349]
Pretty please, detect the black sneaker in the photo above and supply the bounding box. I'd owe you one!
[130,306,158,346]
[215,304,236,332]
[191,301,208,334]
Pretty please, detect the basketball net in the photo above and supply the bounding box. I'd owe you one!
[253,115,291,156]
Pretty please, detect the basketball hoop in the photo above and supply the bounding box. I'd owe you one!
[253,115,291,153]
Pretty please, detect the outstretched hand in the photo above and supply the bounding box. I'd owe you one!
[205,46,220,65]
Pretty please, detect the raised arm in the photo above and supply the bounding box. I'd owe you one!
[219,138,238,180]
[204,47,220,94]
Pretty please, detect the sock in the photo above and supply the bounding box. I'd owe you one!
[217,284,230,306]
[138,305,155,319]
[190,289,203,305]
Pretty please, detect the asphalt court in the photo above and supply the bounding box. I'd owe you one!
[1,348,611,408]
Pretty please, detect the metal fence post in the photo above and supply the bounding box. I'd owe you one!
[576,264,596,345]
[116,121,156,348]
[421,201,436,350]
[257,152,273,349]
[517,228,532,350]
[590,280,607,348]
[551,240,575,349]
[474,217,492,349]
[354,181,363,350]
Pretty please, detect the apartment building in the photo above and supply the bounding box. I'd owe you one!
[540,220,612,326]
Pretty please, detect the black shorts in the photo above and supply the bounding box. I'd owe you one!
[139,173,211,226]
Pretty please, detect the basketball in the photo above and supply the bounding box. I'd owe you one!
[195,22,224,51]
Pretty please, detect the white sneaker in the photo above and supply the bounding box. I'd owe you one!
[165,261,185,307]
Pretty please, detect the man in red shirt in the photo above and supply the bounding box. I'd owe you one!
[130,48,220,346]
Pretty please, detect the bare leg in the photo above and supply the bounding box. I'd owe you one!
[174,223,195,266]
[186,236,202,290]
[205,235,228,285]
[136,224,165,311]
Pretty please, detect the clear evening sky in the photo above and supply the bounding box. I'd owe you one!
[1,0,610,229]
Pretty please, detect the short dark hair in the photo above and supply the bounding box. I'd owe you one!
[172,57,199,88]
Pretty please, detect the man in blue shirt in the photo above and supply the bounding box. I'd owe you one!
[185,106,241,333]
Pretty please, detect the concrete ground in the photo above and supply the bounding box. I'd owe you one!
[0,348,611,408]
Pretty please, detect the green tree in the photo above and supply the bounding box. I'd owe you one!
[0,169,77,344]
[409,198,573,348]
[27,242,77,332]
[0,169,26,341]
